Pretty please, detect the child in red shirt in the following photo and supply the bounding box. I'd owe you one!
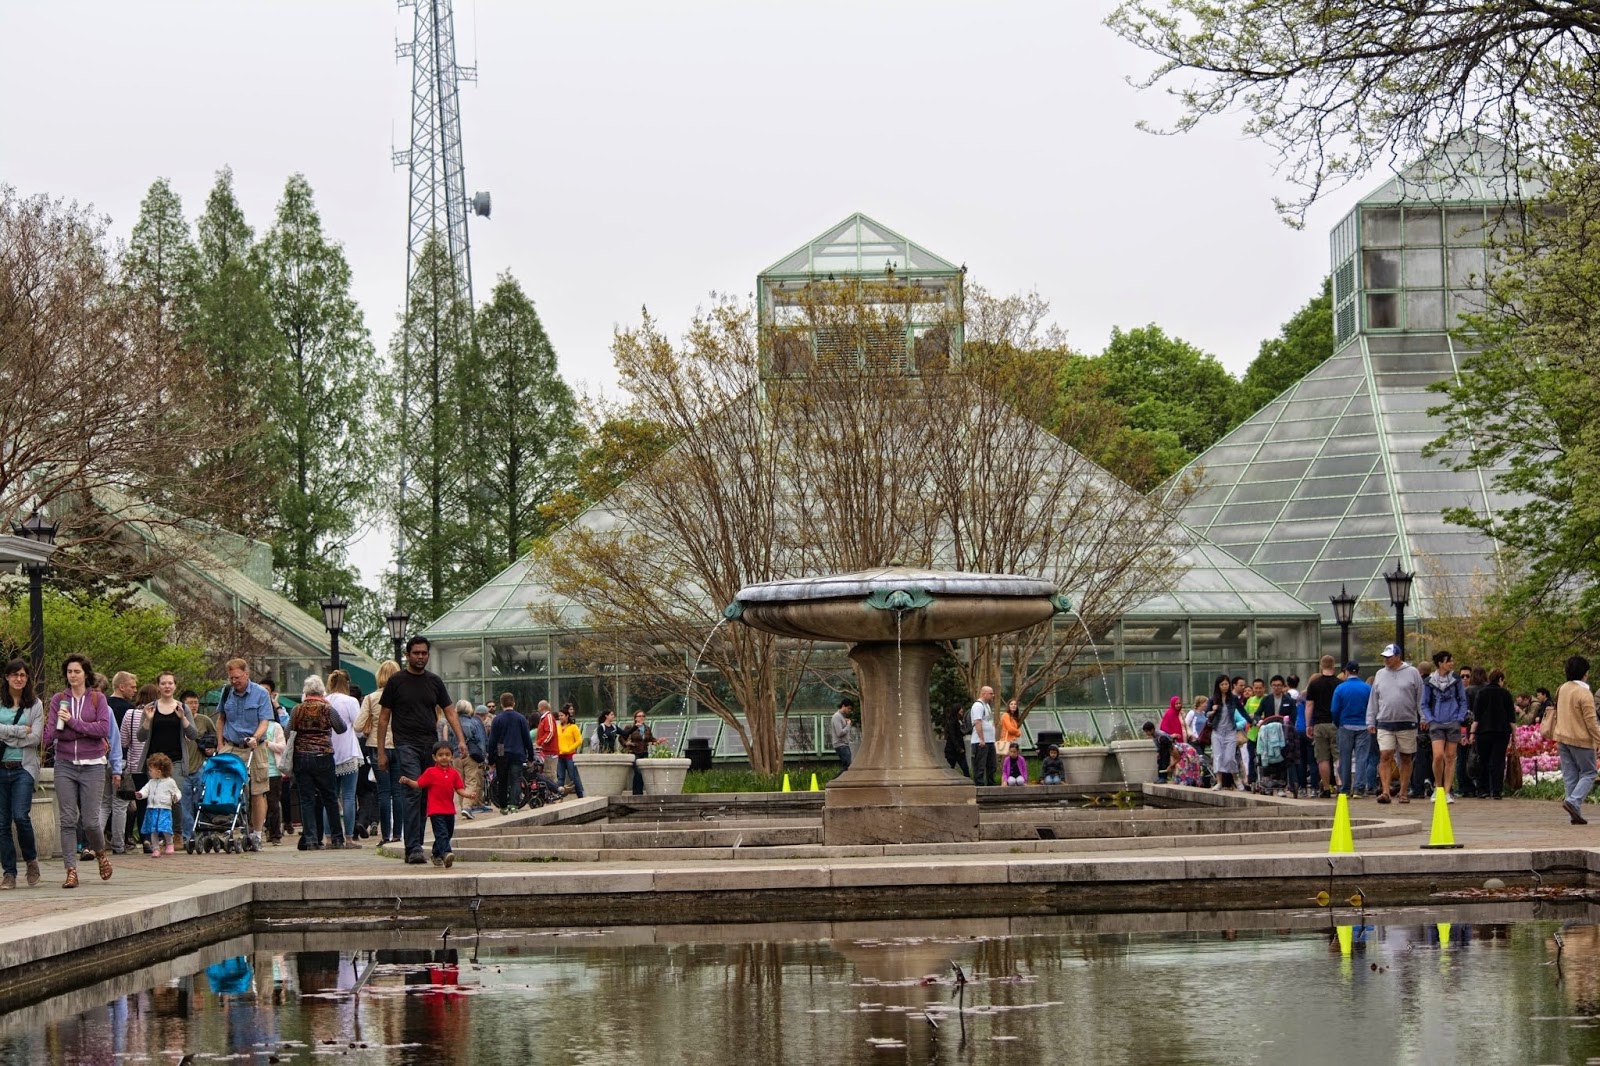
[400,744,475,868]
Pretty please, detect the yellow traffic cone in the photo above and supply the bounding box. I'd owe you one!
[1437,922,1452,948]
[1328,793,1355,854]
[1420,786,1464,849]
[1336,925,1353,957]
[810,773,821,791]
[781,774,791,792]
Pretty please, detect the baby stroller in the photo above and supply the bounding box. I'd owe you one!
[1255,717,1290,796]
[517,753,563,810]
[186,752,257,853]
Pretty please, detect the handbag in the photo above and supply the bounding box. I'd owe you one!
[1505,742,1524,791]
[1540,700,1559,741]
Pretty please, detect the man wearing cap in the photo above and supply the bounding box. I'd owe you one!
[1330,660,1372,798]
[1367,644,1423,804]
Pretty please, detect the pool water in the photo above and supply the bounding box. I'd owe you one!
[3,907,1598,1065]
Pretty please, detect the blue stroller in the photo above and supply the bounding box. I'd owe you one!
[186,752,257,854]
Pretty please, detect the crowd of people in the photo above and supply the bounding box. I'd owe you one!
[940,649,1597,824]
[0,635,669,890]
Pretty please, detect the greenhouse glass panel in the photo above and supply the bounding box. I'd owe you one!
[1363,208,1403,246]
[1445,208,1486,244]
[1325,534,1401,559]
[716,719,748,756]
[1366,294,1400,328]
[432,640,484,683]
[626,675,681,717]
[1403,248,1443,288]
[1363,249,1401,288]
[495,678,547,712]
[652,719,686,752]
[1447,247,1485,286]
[1404,207,1442,244]
[1057,711,1098,741]
[1406,290,1445,330]
[487,637,548,677]
[1191,621,1249,663]
[1450,288,1487,319]
[1282,495,1355,521]
[784,717,818,753]
[1256,538,1326,564]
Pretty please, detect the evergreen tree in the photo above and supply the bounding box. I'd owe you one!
[389,234,474,619]
[463,272,578,575]
[1240,277,1334,410]
[256,174,382,611]
[123,177,197,332]
[181,168,281,535]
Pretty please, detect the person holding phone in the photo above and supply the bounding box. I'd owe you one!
[43,655,114,887]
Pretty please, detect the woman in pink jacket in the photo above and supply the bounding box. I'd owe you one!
[42,654,114,887]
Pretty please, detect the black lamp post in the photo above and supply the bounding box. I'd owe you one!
[319,593,349,675]
[1329,584,1357,667]
[384,607,410,665]
[1384,561,1415,660]
[12,511,57,692]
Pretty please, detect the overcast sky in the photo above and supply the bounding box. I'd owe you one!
[2,1,1369,586]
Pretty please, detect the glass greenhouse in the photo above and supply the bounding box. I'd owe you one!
[1172,136,1535,624]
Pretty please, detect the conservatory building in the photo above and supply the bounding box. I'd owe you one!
[421,214,1322,756]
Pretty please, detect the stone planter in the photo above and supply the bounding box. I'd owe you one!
[1059,746,1109,786]
[572,753,636,797]
[21,767,59,861]
[1110,739,1158,784]
[636,757,692,796]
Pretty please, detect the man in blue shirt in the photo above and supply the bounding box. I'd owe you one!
[1330,663,1373,798]
[213,657,276,848]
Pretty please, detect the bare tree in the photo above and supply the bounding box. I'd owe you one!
[0,188,245,579]
[1106,0,1599,223]
[536,284,1188,771]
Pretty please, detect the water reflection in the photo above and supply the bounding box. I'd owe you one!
[5,904,1600,1065]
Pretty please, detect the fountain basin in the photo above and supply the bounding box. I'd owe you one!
[729,566,1063,846]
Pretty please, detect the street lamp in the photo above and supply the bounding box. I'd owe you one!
[319,593,349,675]
[12,511,57,692]
[384,606,411,664]
[1384,560,1415,660]
[1329,585,1357,667]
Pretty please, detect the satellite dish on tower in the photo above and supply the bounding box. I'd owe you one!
[472,191,492,218]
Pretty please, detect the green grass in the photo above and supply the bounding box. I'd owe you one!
[1511,778,1599,802]
[682,766,842,793]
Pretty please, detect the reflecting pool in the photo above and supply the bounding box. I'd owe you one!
[3,905,1599,1065]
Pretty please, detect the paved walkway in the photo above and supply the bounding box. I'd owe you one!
[1,793,1591,924]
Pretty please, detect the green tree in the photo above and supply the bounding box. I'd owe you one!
[1098,324,1241,456]
[123,177,197,332]
[181,167,281,535]
[538,414,678,533]
[388,234,474,619]
[1429,148,1600,633]
[462,272,579,574]
[0,590,213,694]
[1106,0,1598,222]
[1240,277,1335,410]
[256,174,381,611]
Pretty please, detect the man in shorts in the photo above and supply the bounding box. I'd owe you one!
[1303,655,1341,797]
[1366,643,1423,804]
[213,657,276,847]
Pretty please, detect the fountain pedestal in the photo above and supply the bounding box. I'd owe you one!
[729,567,1063,847]
[824,641,977,845]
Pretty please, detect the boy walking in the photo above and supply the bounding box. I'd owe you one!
[400,744,475,868]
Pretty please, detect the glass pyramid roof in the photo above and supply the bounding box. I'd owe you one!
[426,410,1318,639]
[1359,133,1543,206]
[1168,334,1511,622]
[760,213,960,278]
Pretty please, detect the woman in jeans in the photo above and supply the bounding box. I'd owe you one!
[288,675,349,850]
[325,671,363,848]
[358,660,399,843]
[0,659,43,889]
[43,654,113,887]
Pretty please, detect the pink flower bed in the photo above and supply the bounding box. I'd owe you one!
[1515,724,1558,776]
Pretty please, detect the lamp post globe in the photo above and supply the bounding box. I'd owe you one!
[385,607,411,665]
[1329,585,1357,667]
[1383,561,1415,660]
[319,593,349,674]
[12,511,57,692]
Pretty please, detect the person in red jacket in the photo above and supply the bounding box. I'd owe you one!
[400,744,476,868]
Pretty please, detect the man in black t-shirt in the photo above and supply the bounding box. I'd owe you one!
[1303,655,1341,798]
[376,636,466,865]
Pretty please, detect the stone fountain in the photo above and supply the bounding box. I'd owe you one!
[726,566,1063,846]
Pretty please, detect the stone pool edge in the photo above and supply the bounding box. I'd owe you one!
[6,845,1599,1010]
